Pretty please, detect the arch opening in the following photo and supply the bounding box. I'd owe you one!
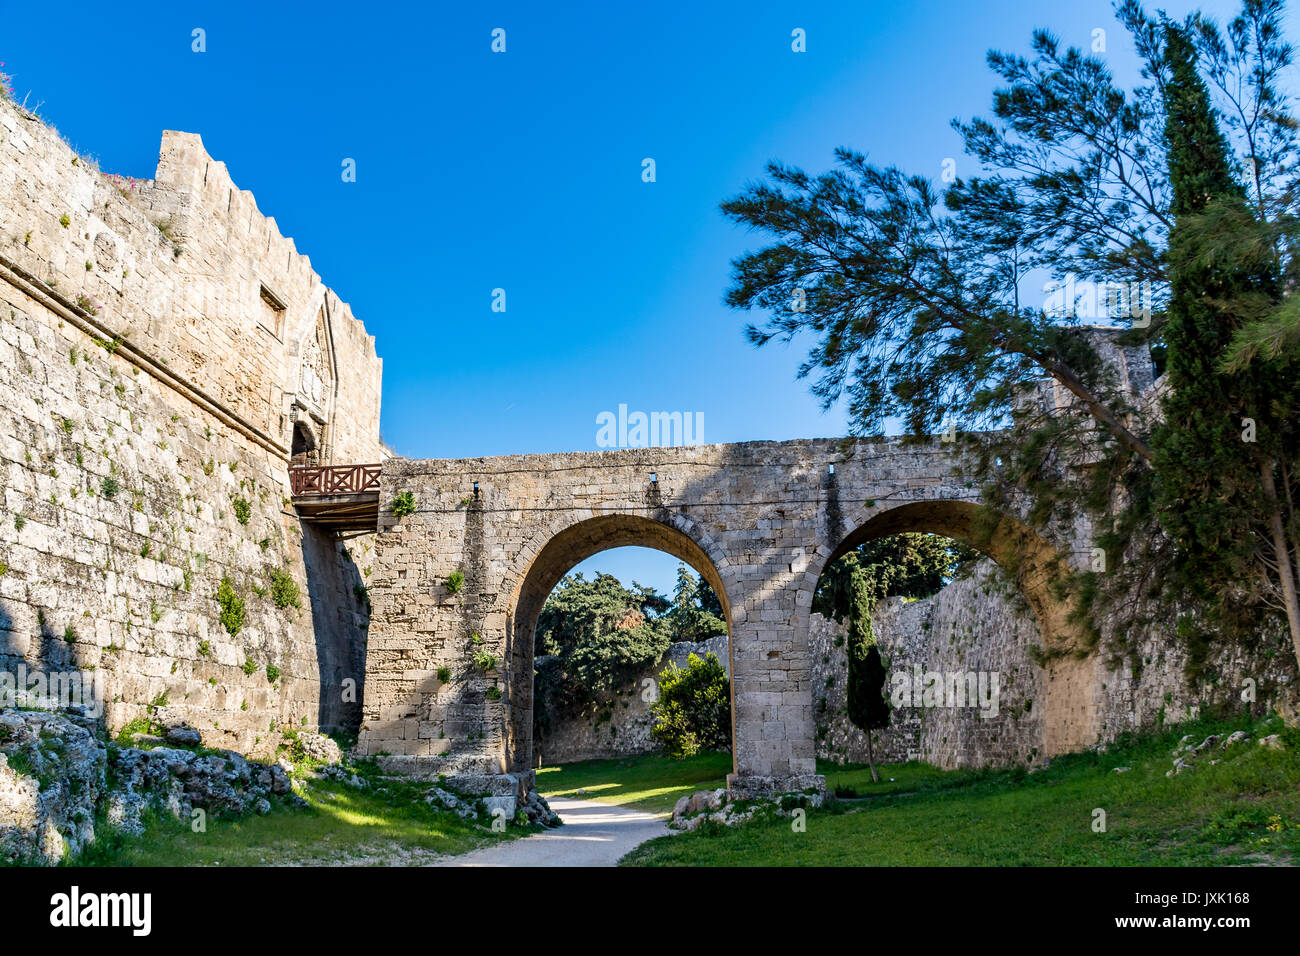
[823,499,1075,647]
[290,419,319,467]
[506,514,734,776]
[808,498,1083,771]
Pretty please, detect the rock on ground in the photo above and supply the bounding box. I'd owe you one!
[0,710,104,863]
[0,708,327,864]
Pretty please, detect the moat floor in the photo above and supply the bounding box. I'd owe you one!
[436,797,670,867]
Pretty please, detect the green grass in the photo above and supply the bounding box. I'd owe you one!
[69,774,528,867]
[536,751,965,816]
[538,751,733,815]
[823,759,976,797]
[621,714,1300,866]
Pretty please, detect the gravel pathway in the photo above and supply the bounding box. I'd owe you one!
[436,796,670,867]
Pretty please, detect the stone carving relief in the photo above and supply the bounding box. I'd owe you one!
[299,307,334,417]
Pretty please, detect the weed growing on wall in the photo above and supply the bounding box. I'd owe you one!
[268,567,300,610]
[216,576,246,636]
[391,490,416,519]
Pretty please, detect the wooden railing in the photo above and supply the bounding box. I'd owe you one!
[290,463,382,496]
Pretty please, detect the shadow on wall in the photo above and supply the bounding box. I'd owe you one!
[0,598,102,722]
[299,526,370,736]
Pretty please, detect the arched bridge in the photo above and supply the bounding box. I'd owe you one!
[332,437,1100,800]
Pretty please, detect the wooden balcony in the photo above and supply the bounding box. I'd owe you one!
[289,463,381,533]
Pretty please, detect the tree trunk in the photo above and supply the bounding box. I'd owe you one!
[866,729,879,784]
[1259,460,1300,677]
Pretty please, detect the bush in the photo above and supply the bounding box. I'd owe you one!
[266,664,281,684]
[100,475,121,501]
[650,652,731,758]
[445,570,465,594]
[532,572,672,734]
[391,490,417,519]
[215,576,246,636]
[268,567,300,609]
[231,497,252,525]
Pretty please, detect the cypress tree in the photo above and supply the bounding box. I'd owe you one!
[845,570,891,783]
[1153,24,1300,665]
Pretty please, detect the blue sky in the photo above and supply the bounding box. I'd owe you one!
[2,0,1258,594]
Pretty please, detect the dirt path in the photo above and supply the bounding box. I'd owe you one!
[436,796,671,867]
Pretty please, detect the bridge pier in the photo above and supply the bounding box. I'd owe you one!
[722,571,826,797]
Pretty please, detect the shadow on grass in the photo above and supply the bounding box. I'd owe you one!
[537,751,733,815]
[67,776,529,867]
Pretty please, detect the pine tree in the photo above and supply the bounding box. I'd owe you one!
[722,1,1300,678]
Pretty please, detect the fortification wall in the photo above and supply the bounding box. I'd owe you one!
[0,97,382,756]
[811,560,1297,770]
[812,564,1044,768]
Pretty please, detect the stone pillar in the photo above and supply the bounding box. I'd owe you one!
[725,556,825,798]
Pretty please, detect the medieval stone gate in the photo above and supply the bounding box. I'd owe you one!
[354,436,1100,799]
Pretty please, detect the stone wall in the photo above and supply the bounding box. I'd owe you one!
[534,634,728,765]
[812,562,1044,768]
[0,96,382,756]
[811,559,1298,770]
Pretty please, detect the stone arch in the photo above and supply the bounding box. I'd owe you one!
[813,498,1077,647]
[800,497,1095,756]
[503,511,735,774]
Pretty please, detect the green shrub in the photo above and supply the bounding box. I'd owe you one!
[437,666,452,683]
[650,652,731,758]
[472,650,497,672]
[354,583,371,616]
[391,490,417,519]
[445,570,465,594]
[100,475,121,500]
[242,659,258,676]
[268,567,300,609]
[231,496,252,525]
[215,576,246,636]
[266,664,281,684]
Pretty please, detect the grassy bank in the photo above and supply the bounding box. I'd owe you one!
[619,714,1300,866]
[71,771,527,867]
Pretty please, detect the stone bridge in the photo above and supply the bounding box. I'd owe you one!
[355,436,1101,801]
